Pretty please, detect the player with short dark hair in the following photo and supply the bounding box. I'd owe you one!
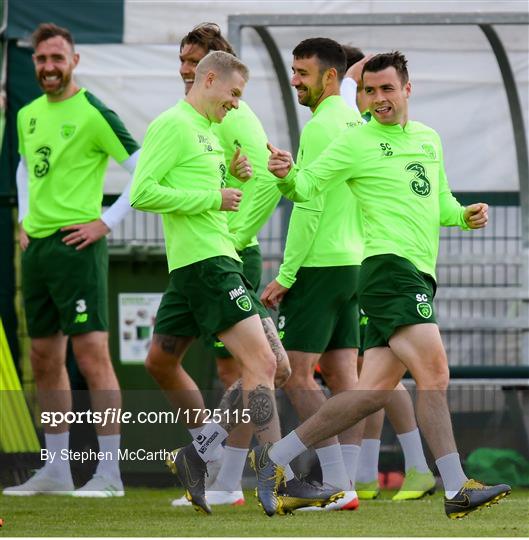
[261,36,364,512]
[256,50,511,519]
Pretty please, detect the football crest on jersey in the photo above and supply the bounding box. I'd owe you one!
[421,143,436,160]
[60,124,77,139]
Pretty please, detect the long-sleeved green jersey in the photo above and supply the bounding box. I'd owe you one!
[278,117,469,280]
[130,100,239,271]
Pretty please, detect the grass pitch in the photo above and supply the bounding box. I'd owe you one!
[0,488,527,537]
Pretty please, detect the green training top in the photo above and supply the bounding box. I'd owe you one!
[278,117,469,280]
[130,99,240,272]
[277,95,364,288]
[17,88,139,237]
[213,101,281,251]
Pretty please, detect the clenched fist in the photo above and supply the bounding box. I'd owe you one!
[220,188,243,211]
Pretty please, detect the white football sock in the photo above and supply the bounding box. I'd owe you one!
[269,431,307,466]
[435,452,468,498]
[355,439,380,483]
[192,423,228,462]
[341,444,361,488]
[212,446,247,492]
[44,432,72,479]
[397,428,430,473]
[315,444,350,491]
[95,434,121,480]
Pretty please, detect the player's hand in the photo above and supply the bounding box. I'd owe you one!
[267,142,293,179]
[464,202,488,229]
[229,147,252,181]
[61,219,111,250]
[345,53,374,84]
[19,225,30,251]
[220,188,243,211]
[260,279,289,310]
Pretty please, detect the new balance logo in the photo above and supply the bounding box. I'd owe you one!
[74,314,88,324]
[228,286,246,301]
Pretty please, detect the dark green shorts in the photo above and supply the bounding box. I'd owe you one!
[22,231,108,338]
[278,265,360,353]
[154,255,268,339]
[211,245,263,358]
[358,254,437,351]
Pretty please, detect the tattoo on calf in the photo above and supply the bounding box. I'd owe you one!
[217,379,243,432]
[262,318,285,365]
[248,384,275,427]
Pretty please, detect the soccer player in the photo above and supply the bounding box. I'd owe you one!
[3,23,140,498]
[144,24,285,508]
[254,51,511,518]
[260,38,364,511]
[340,45,437,501]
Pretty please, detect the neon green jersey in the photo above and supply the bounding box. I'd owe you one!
[277,96,364,288]
[278,117,469,280]
[213,101,281,251]
[130,100,240,272]
[17,88,139,237]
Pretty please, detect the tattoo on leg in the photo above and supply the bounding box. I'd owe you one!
[262,318,286,365]
[153,334,187,356]
[217,379,243,432]
[248,384,275,427]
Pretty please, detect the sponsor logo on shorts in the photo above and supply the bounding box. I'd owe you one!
[236,295,252,312]
[406,162,431,197]
[417,302,433,319]
[277,316,285,330]
[74,314,88,324]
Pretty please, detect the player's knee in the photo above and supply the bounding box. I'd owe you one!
[414,361,449,391]
[76,350,112,381]
[30,346,61,379]
[252,349,277,381]
[145,349,176,382]
[216,360,240,389]
[283,366,317,390]
[319,368,341,392]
